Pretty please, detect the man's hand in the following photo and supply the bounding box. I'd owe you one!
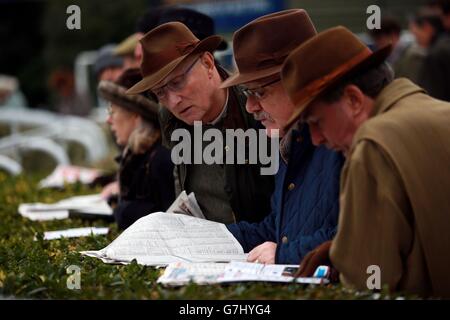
[295,240,338,281]
[247,241,277,264]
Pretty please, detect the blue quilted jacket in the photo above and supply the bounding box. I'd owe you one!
[227,125,344,264]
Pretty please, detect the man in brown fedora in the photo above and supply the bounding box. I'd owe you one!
[282,26,450,297]
[221,9,344,264]
[127,22,274,224]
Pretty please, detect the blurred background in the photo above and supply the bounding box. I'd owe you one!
[0,0,445,178]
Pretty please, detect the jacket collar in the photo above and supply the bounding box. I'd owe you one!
[371,78,425,117]
[279,121,310,164]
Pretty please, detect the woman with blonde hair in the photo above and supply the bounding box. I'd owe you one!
[98,68,175,229]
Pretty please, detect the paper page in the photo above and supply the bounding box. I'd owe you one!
[157,261,329,286]
[81,212,245,266]
[218,261,328,284]
[18,194,112,221]
[219,261,296,282]
[39,227,109,240]
[157,262,227,286]
[19,206,69,221]
[186,192,205,219]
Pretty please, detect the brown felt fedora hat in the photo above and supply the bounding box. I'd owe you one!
[282,26,392,129]
[127,21,223,94]
[220,9,317,89]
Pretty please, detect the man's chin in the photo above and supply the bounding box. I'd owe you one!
[177,112,204,126]
[177,115,197,126]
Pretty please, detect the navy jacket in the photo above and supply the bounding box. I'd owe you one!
[227,125,344,264]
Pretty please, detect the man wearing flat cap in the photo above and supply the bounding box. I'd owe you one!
[282,26,450,297]
[221,9,344,265]
[127,22,273,224]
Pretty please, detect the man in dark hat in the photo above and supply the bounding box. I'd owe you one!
[93,44,124,82]
[220,9,344,265]
[127,22,274,225]
[282,26,450,298]
[132,7,227,66]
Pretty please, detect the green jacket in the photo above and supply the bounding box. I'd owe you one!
[158,65,274,224]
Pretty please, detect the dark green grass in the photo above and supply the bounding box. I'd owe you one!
[0,173,416,300]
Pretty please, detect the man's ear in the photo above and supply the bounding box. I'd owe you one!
[343,84,365,117]
[200,52,215,71]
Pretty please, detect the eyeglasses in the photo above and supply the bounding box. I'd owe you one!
[152,57,200,100]
[242,78,281,99]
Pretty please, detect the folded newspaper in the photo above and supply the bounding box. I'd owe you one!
[81,212,246,266]
[167,191,205,219]
[157,261,330,286]
[38,227,109,241]
[18,194,112,221]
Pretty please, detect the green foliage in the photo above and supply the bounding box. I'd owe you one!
[0,173,417,299]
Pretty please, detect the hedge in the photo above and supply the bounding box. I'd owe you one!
[0,172,416,300]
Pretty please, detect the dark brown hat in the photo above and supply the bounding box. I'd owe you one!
[282,26,391,129]
[220,9,317,88]
[126,22,223,94]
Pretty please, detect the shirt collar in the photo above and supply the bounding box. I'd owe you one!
[208,88,229,125]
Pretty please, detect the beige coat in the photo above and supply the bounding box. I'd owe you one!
[330,78,450,298]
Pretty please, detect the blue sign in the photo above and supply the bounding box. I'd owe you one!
[183,0,286,33]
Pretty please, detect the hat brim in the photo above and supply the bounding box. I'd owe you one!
[98,80,160,122]
[126,35,223,95]
[220,64,282,88]
[284,44,392,130]
[217,40,228,51]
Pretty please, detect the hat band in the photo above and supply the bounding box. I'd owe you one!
[238,51,288,71]
[290,48,372,106]
[175,40,198,55]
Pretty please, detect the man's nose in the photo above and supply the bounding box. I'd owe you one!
[245,95,262,114]
[166,90,182,108]
[106,114,113,125]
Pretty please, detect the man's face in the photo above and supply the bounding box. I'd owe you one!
[134,32,145,64]
[98,67,123,82]
[373,33,399,50]
[243,76,295,137]
[303,96,359,155]
[123,55,140,70]
[151,53,216,125]
[410,21,434,48]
